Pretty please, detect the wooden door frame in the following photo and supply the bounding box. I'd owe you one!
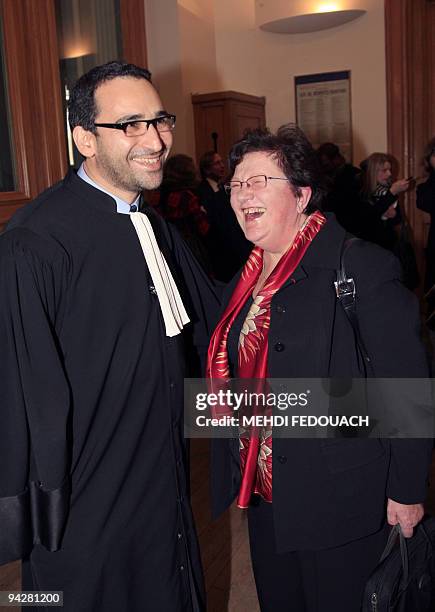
[121,0,148,68]
[0,0,148,227]
[385,0,435,274]
[0,0,67,226]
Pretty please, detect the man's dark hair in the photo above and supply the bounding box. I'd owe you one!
[317,142,340,161]
[199,151,218,179]
[68,61,152,133]
[229,124,325,213]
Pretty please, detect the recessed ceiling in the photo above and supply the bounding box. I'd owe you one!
[259,9,366,34]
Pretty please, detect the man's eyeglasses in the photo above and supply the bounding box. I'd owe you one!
[93,114,176,137]
[224,174,289,194]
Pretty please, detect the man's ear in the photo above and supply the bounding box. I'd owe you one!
[73,126,97,159]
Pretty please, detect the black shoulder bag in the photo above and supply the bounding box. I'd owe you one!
[336,237,435,612]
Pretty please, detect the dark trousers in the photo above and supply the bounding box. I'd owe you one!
[248,499,389,612]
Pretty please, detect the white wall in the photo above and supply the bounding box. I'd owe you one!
[145,0,186,152]
[145,0,387,165]
[145,0,219,156]
[213,0,387,165]
[178,0,220,154]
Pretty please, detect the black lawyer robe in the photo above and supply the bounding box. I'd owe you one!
[0,171,220,611]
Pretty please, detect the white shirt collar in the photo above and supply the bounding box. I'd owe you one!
[77,163,140,214]
[206,177,220,193]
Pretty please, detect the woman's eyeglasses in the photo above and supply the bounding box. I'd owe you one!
[224,175,289,194]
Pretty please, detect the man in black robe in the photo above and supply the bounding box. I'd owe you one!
[0,61,219,611]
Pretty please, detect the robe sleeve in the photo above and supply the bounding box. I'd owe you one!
[0,228,71,564]
[164,222,221,371]
[348,242,433,504]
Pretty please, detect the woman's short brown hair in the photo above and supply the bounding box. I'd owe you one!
[228,124,325,214]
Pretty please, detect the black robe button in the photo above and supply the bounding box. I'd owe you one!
[276,305,286,314]
[277,455,287,464]
[149,285,157,295]
[274,342,285,352]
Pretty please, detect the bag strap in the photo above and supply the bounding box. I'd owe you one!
[378,524,409,583]
[335,236,374,376]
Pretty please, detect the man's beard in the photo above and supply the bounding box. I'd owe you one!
[209,172,223,183]
[97,148,166,192]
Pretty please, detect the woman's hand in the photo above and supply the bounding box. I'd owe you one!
[383,204,398,219]
[390,178,412,195]
[387,498,424,537]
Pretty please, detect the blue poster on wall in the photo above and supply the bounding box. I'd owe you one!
[295,70,352,161]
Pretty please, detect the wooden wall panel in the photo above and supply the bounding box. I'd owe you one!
[385,0,435,279]
[121,0,147,68]
[0,0,148,230]
[429,2,435,138]
[24,0,68,193]
[0,1,33,212]
[0,0,67,228]
[192,103,227,158]
[192,91,266,163]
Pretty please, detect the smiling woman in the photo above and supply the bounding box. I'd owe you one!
[225,125,325,278]
[228,153,310,270]
[208,124,433,612]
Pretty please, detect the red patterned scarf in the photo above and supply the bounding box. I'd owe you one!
[207,211,326,507]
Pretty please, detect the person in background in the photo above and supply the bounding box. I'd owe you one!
[198,150,251,282]
[417,137,435,328]
[359,152,410,250]
[359,153,420,289]
[149,153,211,272]
[198,150,226,206]
[0,61,219,612]
[316,142,361,234]
[208,124,432,612]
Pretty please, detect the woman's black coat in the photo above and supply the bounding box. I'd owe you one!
[211,215,432,552]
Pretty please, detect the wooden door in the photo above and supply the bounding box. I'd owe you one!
[0,0,148,230]
[192,91,266,163]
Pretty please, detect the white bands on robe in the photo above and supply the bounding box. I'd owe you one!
[130,212,190,337]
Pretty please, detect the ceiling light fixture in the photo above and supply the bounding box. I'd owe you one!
[256,1,366,34]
